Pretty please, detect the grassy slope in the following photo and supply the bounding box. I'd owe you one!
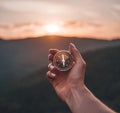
[0,45,120,113]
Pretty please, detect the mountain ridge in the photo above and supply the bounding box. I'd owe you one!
[0,36,120,88]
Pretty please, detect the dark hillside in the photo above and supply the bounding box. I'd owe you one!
[84,45,120,112]
[0,44,120,113]
[0,36,120,88]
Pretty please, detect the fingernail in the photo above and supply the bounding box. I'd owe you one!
[69,43,76,49]
[50,65,54,70]
[51,73,56,77]
[49,49,52,53]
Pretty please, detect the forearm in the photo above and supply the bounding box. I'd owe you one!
[65,85,116,113]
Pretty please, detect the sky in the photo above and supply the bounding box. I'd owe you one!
[0,0,120,40]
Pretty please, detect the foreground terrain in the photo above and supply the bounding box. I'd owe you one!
[0,38,120,113]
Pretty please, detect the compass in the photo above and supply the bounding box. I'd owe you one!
[53,50,73,71]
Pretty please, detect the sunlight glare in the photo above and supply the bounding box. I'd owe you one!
[44,24,60,34]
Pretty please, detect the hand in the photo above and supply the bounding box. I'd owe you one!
[46,43,116,113]
[46,43,86,102]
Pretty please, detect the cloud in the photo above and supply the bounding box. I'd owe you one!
[1,0,120,24]
[0,21,120,40]
[0,0,120,40]
[0,22,44,40]
[63,21,102,28]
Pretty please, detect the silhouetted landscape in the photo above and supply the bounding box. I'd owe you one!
[0,36,120,113]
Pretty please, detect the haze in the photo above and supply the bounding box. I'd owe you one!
[0,0,120,40]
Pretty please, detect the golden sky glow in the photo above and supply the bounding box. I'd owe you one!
[0,0,120,40]
[43,24,61,34]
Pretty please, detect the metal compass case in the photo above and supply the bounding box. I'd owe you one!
[53,50,73,71]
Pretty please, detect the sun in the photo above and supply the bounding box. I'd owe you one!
[44,24,60,34]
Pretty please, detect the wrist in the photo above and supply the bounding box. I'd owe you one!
[65,84,90,112]
[65,84,115,113]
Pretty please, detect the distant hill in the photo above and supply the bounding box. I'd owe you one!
[0,43,120,113]
[0,36,120,88]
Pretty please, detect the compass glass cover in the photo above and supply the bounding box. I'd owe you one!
[53,50,73,71]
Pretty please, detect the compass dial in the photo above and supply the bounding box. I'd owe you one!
[53,50,73,71]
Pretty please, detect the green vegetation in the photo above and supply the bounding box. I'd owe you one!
[0,45,120,113]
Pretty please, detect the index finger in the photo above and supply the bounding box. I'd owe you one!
[49,49,59,55]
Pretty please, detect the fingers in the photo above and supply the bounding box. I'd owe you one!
[69,43,83,64]
[46,63,58,82]
[46,71,56,81]
[49,49,59,55]
[48,49,59,61]
[48,54,54,61]
[69,43,86,79]
[48,63,55,72]
[47,49,59,81]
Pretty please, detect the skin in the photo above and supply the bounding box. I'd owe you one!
[46,43,116,113]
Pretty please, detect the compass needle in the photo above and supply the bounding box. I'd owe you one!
[62,54,65,67]
[53,50,73,71]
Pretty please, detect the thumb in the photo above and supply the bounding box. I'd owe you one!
[69,43,82,63]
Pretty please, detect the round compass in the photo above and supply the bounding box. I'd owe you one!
[53,50,73,71]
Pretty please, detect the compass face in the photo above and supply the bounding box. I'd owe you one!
[53,50,73,71]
